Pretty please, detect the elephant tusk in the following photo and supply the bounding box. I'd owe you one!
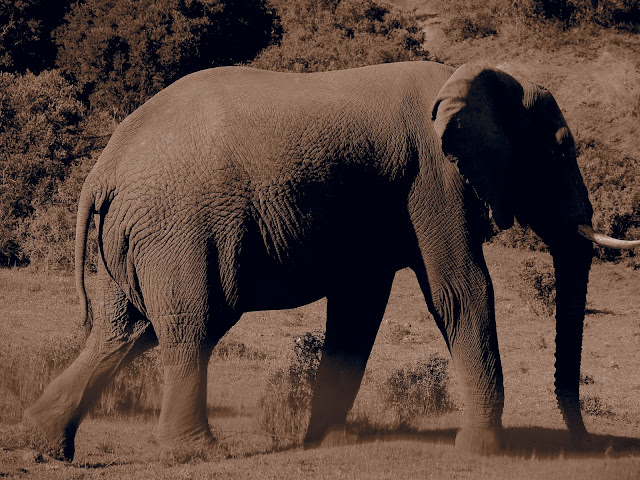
[577,224,640,250]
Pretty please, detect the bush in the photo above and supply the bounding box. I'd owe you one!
[252,0,428,72]
[517,256,556,317]
[98,350,163,416]
[580,394,615,417]
[445,13,499,40]
[580,142,640,269]
[383,354,456,425]
[0,70,91,266]
[0,328,163,421]
[20,156,99,272]
[531,0,640,29]
[0,333,83,422]
[490,222,548,253]
[439,0,640,42]
[212,340,267,361]
[259,331,324,447]
[0,0,70,74]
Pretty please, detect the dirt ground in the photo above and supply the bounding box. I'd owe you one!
[2,243,640,478]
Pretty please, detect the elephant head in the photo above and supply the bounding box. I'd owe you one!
[432,64,639,443]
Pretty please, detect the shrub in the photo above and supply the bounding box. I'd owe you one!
[580,142,640,269]
[259,331,325,446]
[20,156,99,272]
[580,395,615,417]
[383,354,456,425]
[517,256,556,317]
[0,332,83,422]
[212,340,267,361]
[490,222,548,253]
[252,0,428,72]
[439,0,640,42]
[531,0,640,29]
[0,70,91,266]
[445,13,499,40]
[97,350,163,416]
[0,328,164,421]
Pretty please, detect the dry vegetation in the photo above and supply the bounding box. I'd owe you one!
[1,0,640,478]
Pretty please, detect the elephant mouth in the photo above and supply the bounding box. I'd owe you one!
[577,224,640,250]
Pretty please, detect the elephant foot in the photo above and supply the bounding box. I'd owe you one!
[568,427,591,451]
[159,426,220,463]
[23,408,77,462]
[455,426,503,455]
[303,425,357,450]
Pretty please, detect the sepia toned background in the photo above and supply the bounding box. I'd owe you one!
[1,0,639,477]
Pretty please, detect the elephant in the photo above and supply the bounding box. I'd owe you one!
[24,61,640,461]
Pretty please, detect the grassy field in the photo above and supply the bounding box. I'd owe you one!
[1,243,640,478]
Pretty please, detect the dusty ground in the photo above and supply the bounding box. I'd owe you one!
[1,244,640,478]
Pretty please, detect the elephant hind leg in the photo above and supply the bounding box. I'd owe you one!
[304,270,394,448]
[153,314,215,447]
[23,269,156,461]
[151,310,241,450]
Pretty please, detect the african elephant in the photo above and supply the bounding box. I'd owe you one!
[24,61,639,461]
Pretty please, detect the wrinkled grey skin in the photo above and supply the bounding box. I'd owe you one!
[24,61,594,460]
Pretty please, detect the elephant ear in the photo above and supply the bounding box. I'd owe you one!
[431,64,526,230]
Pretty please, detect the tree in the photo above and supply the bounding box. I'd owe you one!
[55,0,280,118]
[0,0,70,73]
[0,70,90,265]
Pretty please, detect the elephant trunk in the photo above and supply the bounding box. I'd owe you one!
[550,237,593,442]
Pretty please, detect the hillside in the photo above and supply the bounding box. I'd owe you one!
[394,0,640,263]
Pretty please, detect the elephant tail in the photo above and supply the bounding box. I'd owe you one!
[75,180,100,337]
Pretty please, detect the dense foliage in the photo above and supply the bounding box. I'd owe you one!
[252,0,427,72]
[0,70,92,266]
[0,0,638,269]
[55,0,280,118]
[0,0,70,74]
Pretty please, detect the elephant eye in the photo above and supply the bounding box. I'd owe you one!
[554,128,574,163]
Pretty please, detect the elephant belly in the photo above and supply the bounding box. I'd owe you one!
[234,238,407,313]
[239,274,326,312]
[235,250,332,312]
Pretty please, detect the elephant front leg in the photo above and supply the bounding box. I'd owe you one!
[304,272,394,448]
[417,264,504,454]
[448,330,504,453]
